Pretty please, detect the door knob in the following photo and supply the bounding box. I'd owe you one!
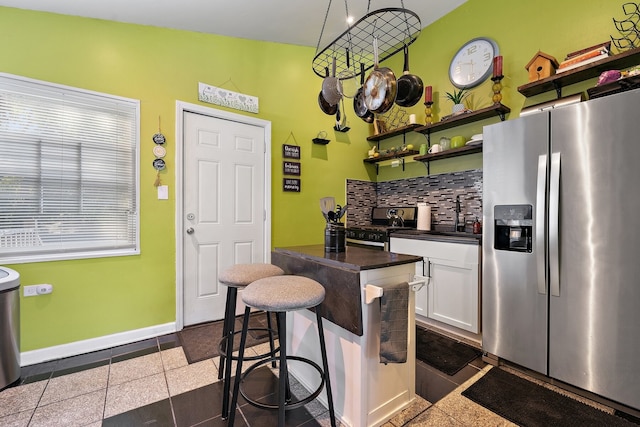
[186,227,194,234]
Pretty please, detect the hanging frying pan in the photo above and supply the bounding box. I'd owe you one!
[322,57,342,106]
[354,63,374,123]
[364,37,397,114]
[395,45,424,107]
[318,67,338,115]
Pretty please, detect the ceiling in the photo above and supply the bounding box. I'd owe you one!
[0,0,467,48]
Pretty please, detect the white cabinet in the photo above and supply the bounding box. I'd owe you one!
[390,237,481,333]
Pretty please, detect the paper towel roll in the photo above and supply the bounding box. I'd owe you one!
[417,203,431,231]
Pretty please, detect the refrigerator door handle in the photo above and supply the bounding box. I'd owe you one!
[536,154,547,295]
[549,152,561,297]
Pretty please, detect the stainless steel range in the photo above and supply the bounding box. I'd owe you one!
[346,207,417,250]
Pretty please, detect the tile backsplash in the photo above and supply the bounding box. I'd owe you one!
[346,169,482,230]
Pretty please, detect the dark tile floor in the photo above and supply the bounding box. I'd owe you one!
[1,323,489,427]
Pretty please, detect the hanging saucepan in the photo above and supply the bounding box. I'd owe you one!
[354,63,374,123]
[395,45,424,107]
[322,57,342,106]
[318,67,338,115]
[364,37,397,114]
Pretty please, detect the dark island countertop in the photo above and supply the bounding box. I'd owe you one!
[271,245,422,336]
[273,244,423,271]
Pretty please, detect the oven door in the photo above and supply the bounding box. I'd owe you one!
[345,238,387,251]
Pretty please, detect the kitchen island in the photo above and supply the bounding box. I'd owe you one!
[272,245,423,427]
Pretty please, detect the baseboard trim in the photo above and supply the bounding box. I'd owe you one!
[20,322,177,366]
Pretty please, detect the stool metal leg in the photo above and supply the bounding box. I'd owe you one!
[276,311,287,427]
[218,287,238,380]
[316,310,337,427]
[227,306,251,425]
[266,312,277,369]
[220,288,238,419]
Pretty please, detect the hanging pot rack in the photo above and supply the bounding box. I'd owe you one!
[312,5,421,80]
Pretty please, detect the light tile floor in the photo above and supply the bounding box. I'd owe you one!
[2,329,637,427]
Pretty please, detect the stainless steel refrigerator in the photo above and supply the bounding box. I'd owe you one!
[482,88,640,411]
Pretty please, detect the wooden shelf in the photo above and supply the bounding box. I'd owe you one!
[363,149,419,164]
[366,124,422,142]
[413,103,511,135]
[517,47,640,98]
[413,144,482,162]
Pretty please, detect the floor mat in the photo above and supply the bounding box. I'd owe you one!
[415,327,481,375]
[178,313,277,364]
[462,367,636,427]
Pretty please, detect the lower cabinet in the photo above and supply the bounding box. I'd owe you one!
[390,237,481,333]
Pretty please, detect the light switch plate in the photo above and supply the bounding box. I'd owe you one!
[157,185,168,200]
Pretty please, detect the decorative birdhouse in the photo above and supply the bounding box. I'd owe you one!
[525,51,559,82]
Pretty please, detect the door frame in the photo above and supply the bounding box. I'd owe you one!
[174,101,272,331]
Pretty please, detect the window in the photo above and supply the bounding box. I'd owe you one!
[0,73,140,263]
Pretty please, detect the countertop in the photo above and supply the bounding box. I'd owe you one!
[273,244,423,271]
[389,229,482,245]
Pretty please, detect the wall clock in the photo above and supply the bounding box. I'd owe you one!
[449,37,499,88]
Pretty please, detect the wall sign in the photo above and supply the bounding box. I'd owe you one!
[283,144,300,159]
[283,178,301,192]
[283,161,301,176]
[198,82,259,114]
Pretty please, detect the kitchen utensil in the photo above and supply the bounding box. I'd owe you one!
[364,38,397,114]
[322,57,342,106]
[336,204,348,221]
[451,135,466,148]
[336,49,358,99]
[318,67,338,115]
[428,144,442,154]
[354,63,374,123]
[320,196,336,217]
[395,45,424,107]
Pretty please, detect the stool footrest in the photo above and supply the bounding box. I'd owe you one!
[218,328,279,361]
[239,355,325,411]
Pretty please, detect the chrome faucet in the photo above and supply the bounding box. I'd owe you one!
[454,195,462,232]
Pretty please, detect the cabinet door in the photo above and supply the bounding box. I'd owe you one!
[427,257,479,333]
[389,238,427,316]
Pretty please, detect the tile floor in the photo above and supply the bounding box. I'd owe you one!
[0,324,636,427]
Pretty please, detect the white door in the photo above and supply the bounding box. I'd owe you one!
[182,110,268,326]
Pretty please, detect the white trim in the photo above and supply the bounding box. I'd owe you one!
[174,101,272,331]
[20,322,176,366]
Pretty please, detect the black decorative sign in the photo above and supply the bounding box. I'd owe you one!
[283,178,301,192]
[283,144,300,159]
[283,161,301,176]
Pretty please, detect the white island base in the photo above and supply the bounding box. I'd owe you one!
[286,263,418,427]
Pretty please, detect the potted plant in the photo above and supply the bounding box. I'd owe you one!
[445,87,469,114]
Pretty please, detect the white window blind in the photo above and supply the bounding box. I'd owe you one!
[0,73,140,263]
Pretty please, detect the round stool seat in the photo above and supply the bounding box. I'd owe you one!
[218,263,284,288]
[243,275,325,312]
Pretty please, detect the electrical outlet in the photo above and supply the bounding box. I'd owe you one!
[24,285,38,297]
[36,284,53,295]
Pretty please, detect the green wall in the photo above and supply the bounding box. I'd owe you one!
[0,0,624,352]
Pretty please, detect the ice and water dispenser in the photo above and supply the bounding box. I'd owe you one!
[494,205,533,253]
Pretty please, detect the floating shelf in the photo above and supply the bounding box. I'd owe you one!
[312,8,421,80]
[363,149,419,164]
[413,103,511,135]
[366,123,422,142]
[517,47,640,98]
[413,144,482,162]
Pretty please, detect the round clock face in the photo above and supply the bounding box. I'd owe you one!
[449,37,499,88]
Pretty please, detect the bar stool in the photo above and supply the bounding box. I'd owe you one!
[227,275,336,427]
[217,263,284,419]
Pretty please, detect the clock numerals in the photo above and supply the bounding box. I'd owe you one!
[449,38,499,88]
